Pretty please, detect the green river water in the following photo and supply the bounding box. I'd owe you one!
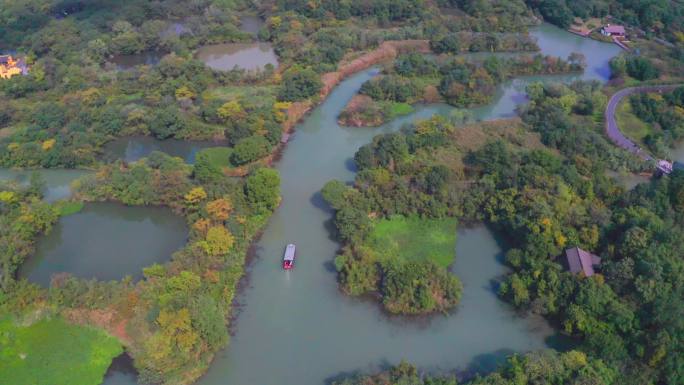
[2,23,623,385]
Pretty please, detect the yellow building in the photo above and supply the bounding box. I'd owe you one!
[0,55,24,79]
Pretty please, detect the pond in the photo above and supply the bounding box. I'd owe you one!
[19,202,188,287]
[0,169,90,202]
[106,16,266,71]
[195,43,278,72]
[530,23,622,82]
[103,136,227,164]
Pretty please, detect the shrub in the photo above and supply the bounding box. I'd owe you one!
[230,136,271,166]
[149,107,186,139]
[245,168,281,213]
[277,67,323,102]
[625,56,659,81]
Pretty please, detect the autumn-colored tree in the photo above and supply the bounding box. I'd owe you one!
[206,198,233,222]
[175,86,196,100]
[144,308,200,370]
[217,100,246,122]
[272,101,292,123]
[184,187,207,207]
[192,218,211,236]
[199,226,235,256]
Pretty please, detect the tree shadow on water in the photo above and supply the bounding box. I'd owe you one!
[102,353,138,385]
[310,190,334,212]
[461,348,516,381]
[345,157,357,173]
[309,192,339,244]
[323,359,394,385]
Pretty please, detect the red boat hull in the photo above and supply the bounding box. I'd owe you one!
[283,260,293,270]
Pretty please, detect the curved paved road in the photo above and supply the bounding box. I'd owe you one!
[605,85,682,162]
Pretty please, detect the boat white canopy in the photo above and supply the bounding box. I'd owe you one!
[283,244,296,261]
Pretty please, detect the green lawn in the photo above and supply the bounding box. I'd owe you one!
[366,216,458,267]
[0,317,123,385]
[387,102,414,118]
[197,147,233,169]
[616,99,653,144]
[203,85,276,107]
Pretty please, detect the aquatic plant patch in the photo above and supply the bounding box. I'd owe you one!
[0,317,123,385]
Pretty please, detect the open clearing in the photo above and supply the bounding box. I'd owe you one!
[367,216,458,267]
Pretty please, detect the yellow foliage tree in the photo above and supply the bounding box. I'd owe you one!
[80,87,102,105]
[0,191,18,204]
[175,85,196,100]
[206,198,233,221]
[273,101,292,123]
[153,308,199,358]
[42,139,56,151]
[217,100,246,121]
[184,187,207,206]
[199,226,235,256]
[561,350,588,370]
[268,16,282,29]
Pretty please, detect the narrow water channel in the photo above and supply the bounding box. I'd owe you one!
[103,136,225,164]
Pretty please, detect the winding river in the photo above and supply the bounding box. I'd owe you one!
[195,70,547,385]
[190,24,619,385]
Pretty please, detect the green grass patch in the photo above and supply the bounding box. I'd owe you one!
[616,99,653,144]
[387,102,414,118]
[197,147,233,169]
[0,317,123,385]
[57,201,84,216]
[366,216,458,267]
[203,85,276,107]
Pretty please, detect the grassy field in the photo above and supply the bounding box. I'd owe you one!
[197,147,233,169]
[616,99,653,145]
[366,216,458,267]
[203,85,276,106]
[0,317,123,385]
[387,102,414,118]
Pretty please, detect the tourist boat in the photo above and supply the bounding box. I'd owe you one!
[282,244,296,270]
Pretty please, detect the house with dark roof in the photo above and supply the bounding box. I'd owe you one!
[565,247,601,277]
[601,25,626,37]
